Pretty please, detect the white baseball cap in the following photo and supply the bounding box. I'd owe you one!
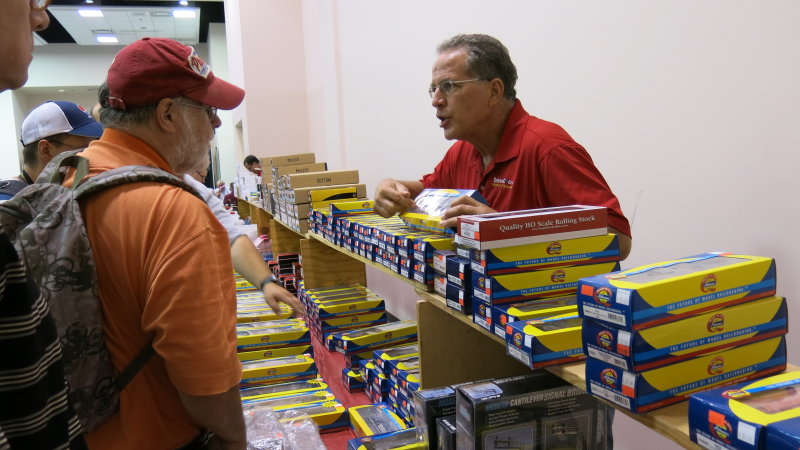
[20,101,104,146]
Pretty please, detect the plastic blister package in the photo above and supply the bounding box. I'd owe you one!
[244,406,326,450]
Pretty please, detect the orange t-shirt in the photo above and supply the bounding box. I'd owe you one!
[72,128,241,449]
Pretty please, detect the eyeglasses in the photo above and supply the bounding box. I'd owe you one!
[31,0,52,11]
[177,101,218,121]
[428,78,485,98]
[47,139,87,151]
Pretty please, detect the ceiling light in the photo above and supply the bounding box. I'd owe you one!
[172,9,196,19]
[96,35,119,44]
[85,0,93,3]
[79,9,103,17]
[179,0,189,5]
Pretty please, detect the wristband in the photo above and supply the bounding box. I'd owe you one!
[259,275,280,291]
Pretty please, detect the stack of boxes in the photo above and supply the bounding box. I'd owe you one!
[235,275,350,433]
[689,370,800,449]
[412,371,611,449]
[577,252,787,413]
[451,205,621,369]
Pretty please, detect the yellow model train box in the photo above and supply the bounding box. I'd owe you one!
[348,403,408,437]
[474,262,620,305]
[583,296,787,372]
[373,344,419,373]
[312,296,386,319]
[471,233,620,276]
[336,320,418,355]
[505,314,584,368]
[491,294,578,339]
[245,400,350,433]
[400,188,487,235]
[281,183,367,204]
[235,307,293,323]
[240,378,328,402]
[318,311,388,332]
[240,354,318,388]
[241,388,336,409]
[586,336,787,414]
[689,370,800,450]
[237,343,313,362]
[577,252,777,331]
[236,324,310,351]
[330,200,374,217]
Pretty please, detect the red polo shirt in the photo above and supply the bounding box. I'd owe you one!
[421,100,631,237]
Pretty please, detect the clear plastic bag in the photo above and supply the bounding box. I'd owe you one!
[244,405,326,450]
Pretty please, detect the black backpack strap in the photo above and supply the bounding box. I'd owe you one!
[114,343,156,391]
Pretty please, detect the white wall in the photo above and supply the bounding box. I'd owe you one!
[228,1,799,449]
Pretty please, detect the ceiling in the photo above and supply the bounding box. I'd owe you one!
[36,0,225,46]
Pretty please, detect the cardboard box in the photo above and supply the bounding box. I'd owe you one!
[265,152,316,168]
[505,314,585,368]
[577,252,777,331]
[280,170,359,190]
[587,336,787,413]
[348,403,408,437]
[689,370,800,450]
[492,295,578,339]
[456,205,608,250]
[474,261,620,305]
[271,162,328,178]
[456,372,605,450]
[281,183,367,204]
[471,233,620,276]
[583,296,787,372]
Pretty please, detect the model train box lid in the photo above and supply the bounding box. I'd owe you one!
[577,252,776,331]
[348,403,408,437]
[689,370,800,450]
[456,205,608,250]
[400,188,488,235]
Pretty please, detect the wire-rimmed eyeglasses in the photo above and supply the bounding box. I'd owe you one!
[177,101,218,121]
[428,78,485,98]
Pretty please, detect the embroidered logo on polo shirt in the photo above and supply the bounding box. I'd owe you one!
[491,177,514,189]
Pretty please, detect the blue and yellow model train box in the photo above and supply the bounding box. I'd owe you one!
[237,344,313,362]
[583,295,787,372]
[240,388,336,408]
[587,336,787,414]
[689,370,800,450]
[767,417,800,450]
[471,233,620,276]
[577,252,776,331]
[342,367,365,392]
[235,306,293,323]
[472,301,492,332]
[336,320,418,355]
[312,296,386,319]
[236,323,310,351]
[474,261,620,305]
[240,378,327,402]
[346,428,424,450]
[505,314,584,369]
[318,311,388,333]
[348,403,408,437]
[492,295,578,339]
[276,401,350,433]
[240,354,318,388]
[373,344,419,373]
[443,280,471,315]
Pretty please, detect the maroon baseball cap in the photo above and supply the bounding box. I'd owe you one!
[106,37,244,110]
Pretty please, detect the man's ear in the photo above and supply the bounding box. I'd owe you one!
[487,78,505,105]
[37,139,54,163]
[154,98,180,134]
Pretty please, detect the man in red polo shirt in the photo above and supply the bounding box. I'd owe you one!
[374,34,632,259]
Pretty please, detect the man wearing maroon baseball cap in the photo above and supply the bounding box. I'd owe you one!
[68,38,248,449]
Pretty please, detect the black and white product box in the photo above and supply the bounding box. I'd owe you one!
[436,415,457,450]
[456,371,609,450]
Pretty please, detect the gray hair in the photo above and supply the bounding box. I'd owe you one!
[97,81,159,128]
[437,34,517,101]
